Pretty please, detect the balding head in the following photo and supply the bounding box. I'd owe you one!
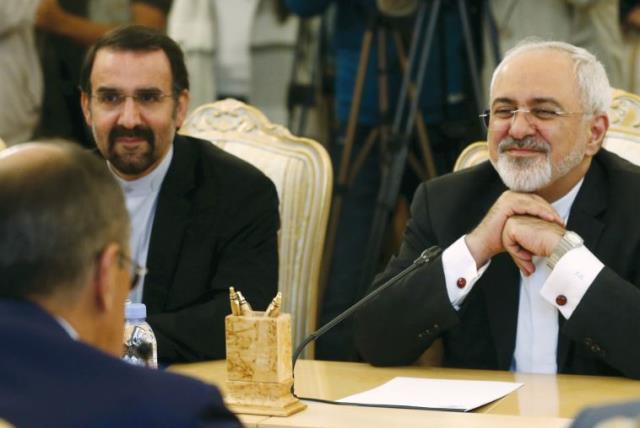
[0,143,129,301]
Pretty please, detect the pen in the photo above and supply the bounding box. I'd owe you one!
[236,291,253,316]
[229,287,241,315]
[265,292,282,318]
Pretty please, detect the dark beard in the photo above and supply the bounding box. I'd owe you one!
[107,126,156,176]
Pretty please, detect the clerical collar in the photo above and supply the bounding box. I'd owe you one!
[109,144,174,196]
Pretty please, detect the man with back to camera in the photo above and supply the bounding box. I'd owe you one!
[79,25,280,364]
[0,142,241,427]
[355,39,640,379]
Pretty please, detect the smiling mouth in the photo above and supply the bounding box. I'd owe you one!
[115,137,147,146]
[504,147,545,156]
[109,125,155,150]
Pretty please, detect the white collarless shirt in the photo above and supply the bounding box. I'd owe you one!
[110,145,174,303]
[512,181,581,373]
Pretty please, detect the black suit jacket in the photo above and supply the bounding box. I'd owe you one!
[355,149,640,379]
[143,135,279,363]
[0,299,241,428]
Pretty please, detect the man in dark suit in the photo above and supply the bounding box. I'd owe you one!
[0,142,241,427]
[79,25,280,363]
[355,40,640,379]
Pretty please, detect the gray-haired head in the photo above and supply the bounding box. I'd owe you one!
[490,39,611,115]
[0,143,129,300]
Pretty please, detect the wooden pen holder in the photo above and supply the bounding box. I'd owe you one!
[225,312,306,416]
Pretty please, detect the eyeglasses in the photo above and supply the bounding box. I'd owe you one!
[118,252,148,290]
[479,107,586,131]
[92,89,173,112]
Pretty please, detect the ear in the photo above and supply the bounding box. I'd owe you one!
[585,112,609,156]
[80,91,93,126]
[92,243,121,313]
[174,89,190,128]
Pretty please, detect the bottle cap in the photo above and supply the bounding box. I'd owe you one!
[125,302,147,320]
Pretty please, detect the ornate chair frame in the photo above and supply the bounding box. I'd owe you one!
[179,99,333,358]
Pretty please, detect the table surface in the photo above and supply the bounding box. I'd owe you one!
[170,359,640,427]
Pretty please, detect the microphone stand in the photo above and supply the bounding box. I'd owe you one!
[291,245,443,399]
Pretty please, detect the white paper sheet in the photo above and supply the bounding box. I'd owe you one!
[337,376,523,412]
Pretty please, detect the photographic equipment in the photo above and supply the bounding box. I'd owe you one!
[357,0,484,299]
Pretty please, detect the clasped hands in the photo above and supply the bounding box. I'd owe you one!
[465,191,566,276]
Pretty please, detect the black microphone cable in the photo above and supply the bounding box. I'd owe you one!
[290,245,449,411]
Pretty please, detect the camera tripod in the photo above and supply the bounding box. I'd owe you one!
[353,0,484,299]
[321,2,452,293]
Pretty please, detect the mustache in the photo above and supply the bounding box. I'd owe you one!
[498,137,550,154]
[108,126,155,147]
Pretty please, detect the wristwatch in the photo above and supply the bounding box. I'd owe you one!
[546,230,583,270]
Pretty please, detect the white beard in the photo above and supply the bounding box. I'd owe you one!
[493,137,585,192]
[496,153,552,192]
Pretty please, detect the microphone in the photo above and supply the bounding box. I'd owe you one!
[291,245,443,380]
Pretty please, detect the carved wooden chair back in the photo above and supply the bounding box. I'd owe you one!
[179,99,333,357]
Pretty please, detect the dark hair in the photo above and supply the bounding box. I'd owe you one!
[0,143,129,299]
[79,25,189,97]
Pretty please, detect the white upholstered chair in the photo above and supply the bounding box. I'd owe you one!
[603,89,640,164]
[452,140,490,172]
[179,99,333,358]
[453,88,640,171]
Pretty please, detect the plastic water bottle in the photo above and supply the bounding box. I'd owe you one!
[123,302,158,369]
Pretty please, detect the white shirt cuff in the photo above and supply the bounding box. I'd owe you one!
[540,246,604,319]
[442,235,490,309]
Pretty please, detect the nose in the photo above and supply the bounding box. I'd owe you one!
[508,110,536,140]
[117,96,143,128]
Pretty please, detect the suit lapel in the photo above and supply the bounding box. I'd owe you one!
[556,157,607,370]
[460,169,520,369]
[143,137,197,310]
[482,254,521,369]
